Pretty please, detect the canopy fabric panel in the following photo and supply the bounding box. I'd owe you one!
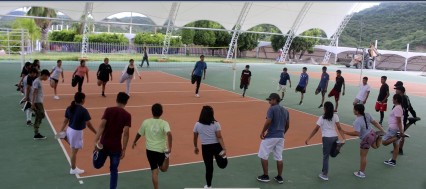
[0,1,356,37]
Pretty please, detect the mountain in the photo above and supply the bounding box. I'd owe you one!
[340,2,426,52]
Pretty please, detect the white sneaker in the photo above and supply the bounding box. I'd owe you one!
[354,171,366,178]
[204,185,211,189]
[195,94,200,98]
[70,167,85,175]
[219,150,227,158]
[318,173,329,181]
[53,96,60,100]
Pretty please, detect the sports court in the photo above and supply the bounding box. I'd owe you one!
[1,61,426,189]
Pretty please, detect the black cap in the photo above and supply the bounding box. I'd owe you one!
[394,81,403,87]
[395,86,406,92]
[266,93,281,102]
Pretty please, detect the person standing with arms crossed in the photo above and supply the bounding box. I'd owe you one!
[315,66,329,108]
[277,67,291,100]
[328,70,345,112]
[30,69,51,140]
[191,55,207,98]
[132,103,172,189]
[93,92,131,189]
[140,47,150,68]
[375,76,389,125]
[257,93,290,184]
[97,58,113,97]
[295,67,309,105]
[240,65,252,97]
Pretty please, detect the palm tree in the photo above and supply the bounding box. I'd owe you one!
[27,7,57,53]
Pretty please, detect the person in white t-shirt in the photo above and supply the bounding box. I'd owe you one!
[381,94,407,167]
[353,77,371,105]
[305,101,346,181]
[49,60,64,99]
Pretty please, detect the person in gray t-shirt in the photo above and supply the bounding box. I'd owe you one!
[342,104,385,178]
[257,93,289,184]
[31,69,50,140]
[193,106,227,188]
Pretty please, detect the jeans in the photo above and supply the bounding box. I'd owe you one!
[202,143,228,187]
[93,150,121,189]
[322,137,338,175]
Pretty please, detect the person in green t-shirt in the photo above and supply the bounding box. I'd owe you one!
[132,103,172,189]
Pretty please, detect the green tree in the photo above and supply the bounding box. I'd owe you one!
[271,28,323,59]
[27,7,57,53]
[236,32,259,57]
[12,18,41,42]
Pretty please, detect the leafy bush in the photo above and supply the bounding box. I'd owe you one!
[73,33,128,43]
[49,30,76,42]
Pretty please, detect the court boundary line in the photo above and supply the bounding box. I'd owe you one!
[45,112,82,180]
[45,99,263,112]
[44,89,223,97]
[42,81,189,86]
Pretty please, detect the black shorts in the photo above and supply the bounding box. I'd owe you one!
[296,85,306,93]
[97,76,109,82]
[51,78,59,83]
[240,83,248,90]
[146,150,166,170]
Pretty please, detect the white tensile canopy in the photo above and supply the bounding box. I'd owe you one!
[0,1,357,37]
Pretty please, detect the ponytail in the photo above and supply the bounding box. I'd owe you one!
[70,101,77,114]
[354,104,368,129]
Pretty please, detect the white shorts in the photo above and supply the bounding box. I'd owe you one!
[66,127,83,149]
[277,85,287,92]
[258,138,285,161]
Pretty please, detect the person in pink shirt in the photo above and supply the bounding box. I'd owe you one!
[72,60,89,93]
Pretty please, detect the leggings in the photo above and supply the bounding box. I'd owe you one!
[74,75,84,93]
[194,75,202,94]
[202,143,228,187]
[120,73,133,95]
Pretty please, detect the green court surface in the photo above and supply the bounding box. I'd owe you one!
[1,61,425,189]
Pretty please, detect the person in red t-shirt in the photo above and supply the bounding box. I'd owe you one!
[93,92,131,189]
[240,65,252,97]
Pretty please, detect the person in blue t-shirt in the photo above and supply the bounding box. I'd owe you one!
[315,66,329,109]
[295,67,309,105]
[59,92,97,175]
[257,93,290,184]
[277,67,291,99]
[191,55,207,98]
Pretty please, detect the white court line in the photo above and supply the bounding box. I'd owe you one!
[44,89,223,97]
[45,112,82,180]
[45,99,263,112]
[79,138,358,179]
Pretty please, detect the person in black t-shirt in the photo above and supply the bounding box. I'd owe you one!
[327,70,345,112]
[17,62,32,93]
[375,76,389,125]
[97,58,113,97]
[240,65,252,97]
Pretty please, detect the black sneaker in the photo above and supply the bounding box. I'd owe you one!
[102,93,106,97]
[318,104,323,109]
[257,174,270,182]
[33,133,47,140]
[26,121,33,127]
[384,159,396,166]
[274,176,284,184]
[299,101,303,105]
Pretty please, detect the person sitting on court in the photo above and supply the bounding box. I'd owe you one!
[240,65,252,97]
[353,77,371,105]
[58,92,96,175]
[305,101,346,181]
[132,103,172,189]
[93,92,131,189]
[257,93,289,184]
[295,67,309,105]
[342,104,385,179]
[193,105,228,189]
